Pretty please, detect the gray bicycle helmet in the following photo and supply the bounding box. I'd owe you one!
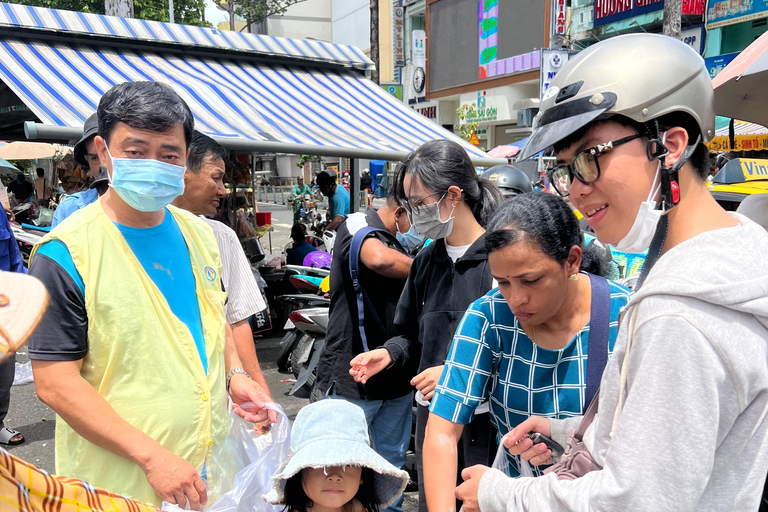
[482,165,534,197]
[519,34,715,160]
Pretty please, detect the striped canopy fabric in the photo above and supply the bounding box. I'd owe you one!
[0,37,490,160]
[0,1,373,70]
[714,121,768,137]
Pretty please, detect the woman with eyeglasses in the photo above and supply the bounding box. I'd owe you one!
[421,192,632,511]
[349,139,502,512]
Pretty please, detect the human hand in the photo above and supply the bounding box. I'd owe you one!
[454,464,491,512]
[502,416,554,466]
[141,446,207,510]
[349,348,392,384]
[410,365,444,400]
[229,374,278,424]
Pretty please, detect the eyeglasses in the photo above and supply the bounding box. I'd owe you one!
[403,191,443,215]
[548,133,645,197]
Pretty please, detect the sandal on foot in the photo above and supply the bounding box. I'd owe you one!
[0,427,24,445]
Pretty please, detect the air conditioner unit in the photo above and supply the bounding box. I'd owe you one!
[517,108,539,128]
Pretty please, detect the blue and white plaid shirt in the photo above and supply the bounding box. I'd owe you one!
[430,280,632,477]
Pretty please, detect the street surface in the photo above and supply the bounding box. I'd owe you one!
[6,199,418,511]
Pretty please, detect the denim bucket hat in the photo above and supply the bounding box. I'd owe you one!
[264,400,409,508]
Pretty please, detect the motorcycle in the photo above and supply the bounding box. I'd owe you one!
[287,306,328,402]
[11,223,44,266]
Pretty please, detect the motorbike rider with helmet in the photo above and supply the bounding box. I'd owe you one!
[455,33,768,512]
[481,165,534,198]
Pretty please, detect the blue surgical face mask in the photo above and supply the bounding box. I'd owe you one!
[396,220,426,251]
[106,147,186,213]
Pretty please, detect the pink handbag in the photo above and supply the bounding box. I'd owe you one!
[542,394,602,480]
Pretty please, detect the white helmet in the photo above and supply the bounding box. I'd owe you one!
[519,34,715,160]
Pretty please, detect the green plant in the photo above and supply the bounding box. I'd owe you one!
[296,154,324,168]
[455,104,480,141]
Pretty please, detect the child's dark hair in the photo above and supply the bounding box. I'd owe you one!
[282,467,380,512]
[393,139,503,227]
[486,192,592,271]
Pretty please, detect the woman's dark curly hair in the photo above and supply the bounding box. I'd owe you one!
[486,192,586,269]
[282,467,380,512]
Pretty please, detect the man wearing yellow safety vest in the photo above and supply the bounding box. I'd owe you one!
[26,81,275,509]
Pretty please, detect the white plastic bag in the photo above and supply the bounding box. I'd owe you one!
[13,361,33,386]
[491,438,534,478]
[163,403,290,512]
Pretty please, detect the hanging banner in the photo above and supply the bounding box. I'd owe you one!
[707,134,768,152]
[394,6,405,68]
[595,0,705,27]
[707,0,768,28]
[412,29,426,68]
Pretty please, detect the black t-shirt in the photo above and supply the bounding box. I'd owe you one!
[315,207,416,400]
[7,180,34,201]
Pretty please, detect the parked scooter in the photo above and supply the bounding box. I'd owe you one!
[288,306,328,401]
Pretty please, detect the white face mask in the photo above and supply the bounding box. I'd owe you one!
[613,135,666,254]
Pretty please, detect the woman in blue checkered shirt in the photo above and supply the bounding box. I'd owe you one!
[422,193,632,511]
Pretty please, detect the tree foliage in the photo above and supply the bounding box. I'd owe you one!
[16,0,210,27]
[226,0,302,30]
[296,154,324,168]
[16,0,104,14]
[455,104,480,141]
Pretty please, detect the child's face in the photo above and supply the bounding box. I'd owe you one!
[302,466,363,510]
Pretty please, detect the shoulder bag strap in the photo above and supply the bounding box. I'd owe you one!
[349,226,399,352]
[585,274,611,406]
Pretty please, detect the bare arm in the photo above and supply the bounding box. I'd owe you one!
[224,323,277,424]
[424,413,465,512]
[360,237,413,279]
[32,359,208,509]
[326,215,344,232]
[230,318,272,401]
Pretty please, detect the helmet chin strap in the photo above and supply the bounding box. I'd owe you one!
[659,134,701,211]
[645,121,702,211]
[635,131,701,290]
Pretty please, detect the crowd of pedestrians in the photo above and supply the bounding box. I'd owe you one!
[1,31,768,512]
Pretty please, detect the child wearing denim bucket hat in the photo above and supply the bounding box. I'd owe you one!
[265,400,409,512]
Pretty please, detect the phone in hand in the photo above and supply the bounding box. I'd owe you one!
[526,432,565,458]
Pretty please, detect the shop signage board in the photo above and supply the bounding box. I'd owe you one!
[704,52,739,78]
[540,49,572,100]
[463,90,500,123]
[394,6,405,67]
[594,0,705,27]
[707,135,768,152]
[680,25,705,55]
[412,29,426,68]
[416,105,437,119]
[707,0,768,28]
[381,83,403,101]
[554,0,567,34]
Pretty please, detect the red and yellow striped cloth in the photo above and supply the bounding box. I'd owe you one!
[0,449,160,512]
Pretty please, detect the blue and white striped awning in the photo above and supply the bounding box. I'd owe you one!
[0,37,491,161]
[0,2,373,71]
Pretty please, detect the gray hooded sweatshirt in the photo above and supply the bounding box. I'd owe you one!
[478,213,768,511]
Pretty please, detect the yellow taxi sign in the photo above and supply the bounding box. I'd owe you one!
[468,133,481,146]
[715,158,768,184]
[740,159,768,181]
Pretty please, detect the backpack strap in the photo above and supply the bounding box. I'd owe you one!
[585,274,611,406]
[349,226,400,352]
